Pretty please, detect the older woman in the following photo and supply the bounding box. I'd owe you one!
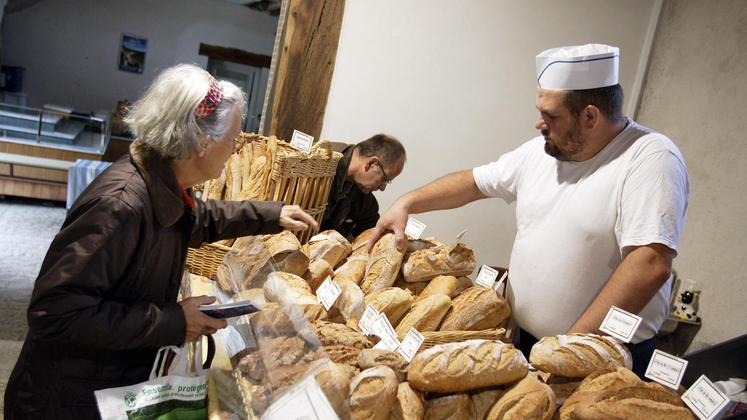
[4,64,317,418]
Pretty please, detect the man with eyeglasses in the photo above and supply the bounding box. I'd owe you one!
[321,133,406,238]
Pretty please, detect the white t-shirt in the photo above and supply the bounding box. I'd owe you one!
[473,120,689,343]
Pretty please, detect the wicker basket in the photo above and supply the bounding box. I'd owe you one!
[185,242,231,279]
[419,328,506,352]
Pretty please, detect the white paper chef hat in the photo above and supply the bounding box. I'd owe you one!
[536,44,620,90]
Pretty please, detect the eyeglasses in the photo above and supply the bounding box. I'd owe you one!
[375,161,392,185]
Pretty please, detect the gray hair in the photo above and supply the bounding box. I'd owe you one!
[125,63,247,159]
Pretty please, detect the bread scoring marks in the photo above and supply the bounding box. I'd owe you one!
[551,334,632,370]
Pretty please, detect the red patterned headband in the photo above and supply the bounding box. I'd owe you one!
[194,76,223,119]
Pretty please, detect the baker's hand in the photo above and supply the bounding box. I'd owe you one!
[180,295,227,342]
[279,205,319,232]
[367,199,409,253]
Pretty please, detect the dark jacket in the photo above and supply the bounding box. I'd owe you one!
[320,145,379,237]
[4,141,282,419]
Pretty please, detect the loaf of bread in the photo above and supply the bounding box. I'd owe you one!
[263,272,317,306]
[217,236,271,290]
[562,381,694,420]
[470,388,506,420]
[304,258,334,292]
[529,334,633,378]
[454,276,475,296]
[360,233,405,294]
[323,344,362,367]
[333,253,369,285]
[351,228,374,254]
[313,320,371,349]
[231,288,267,309]
[425,393,471,420]
[543,374,582,405]
[439,286,511,331]
[416,275,458,301]
[393,276,430,297]
[356,348,409,382]
[363,287,414,327]
[349,366,399,420]
[391,382,424,420]
[558,365,642,418]
[330,279,365,326]
[395,294,451,338]
[307,360,352,419]
[402,243,475,282]
[304,230,352,268]
[261,231,309,276]
[486,375,556,420]
[408,340,528,393]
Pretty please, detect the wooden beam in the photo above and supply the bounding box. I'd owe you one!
[267,0,345,141]
[199,43,272,68]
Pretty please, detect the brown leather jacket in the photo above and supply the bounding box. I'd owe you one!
[4,141,282,419]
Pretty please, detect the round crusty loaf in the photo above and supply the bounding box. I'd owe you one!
[363,287,414,327]
[349,366,399,420]
[416,275,458,301]
[402,243,476,282]
[361,233,405,294]
[529,334,633,378]
[395,294,452,338]
[486,375,556,420]
[356,348,408,382]
[439,286,511,331]
[470,388,506,420]
[305,360,351,419]
[559,365,642,418]
[425,393,471,420]
[408,340,528,393]
[390,382,424,420]
[567,381,694,420]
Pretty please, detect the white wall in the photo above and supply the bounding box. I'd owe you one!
[1,0,278,112]
[322,1,658,271]
[636,0,747,350]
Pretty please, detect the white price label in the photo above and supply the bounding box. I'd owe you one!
[371,313,400,351]
[682,375,731,420]
[263,375,340,420]
[358,304,380,336]
[222,326,247,359]
[599,306,642,343]
[290,129,314,154]
[315,277,341,310]
[475,265,499,288]
[397,328,425,362]
[404,217,427,239]
[644,349,689,390]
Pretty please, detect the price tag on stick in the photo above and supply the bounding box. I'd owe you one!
[371,313,400,351]
[644,349,689,390]
[599,306,642,343]
[682,375,731,420]
[290,129,314,154]
[405,217,427,239]
[475,265,499,289]
[358,304,380,336]
[397,328,425,362]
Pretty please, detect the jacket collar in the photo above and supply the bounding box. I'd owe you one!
[129,139,186,227]
[333,145,356,197]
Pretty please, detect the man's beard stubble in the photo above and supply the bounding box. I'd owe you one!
[543,118,584,161]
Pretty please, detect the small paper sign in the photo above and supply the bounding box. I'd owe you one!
[682,375,731,420]
[475,265,499,289]
[405,217,427,239]
[358,304,380,336]
[397,328,425,362]
[316,277,341,311]
[599,306,642,343]
[645,349,689,390]
[223,326,246,359]
[290,129,314,154]
[263,375,340,420]
[371,313,400,351]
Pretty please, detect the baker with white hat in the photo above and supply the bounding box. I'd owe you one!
[367,43,690,378]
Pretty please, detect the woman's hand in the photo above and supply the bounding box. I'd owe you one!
[179,295,228,342]
[279,205,319,231]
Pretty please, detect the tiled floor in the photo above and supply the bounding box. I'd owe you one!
[0,196,66,415]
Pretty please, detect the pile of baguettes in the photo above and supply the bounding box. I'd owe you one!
[202,228,695,419]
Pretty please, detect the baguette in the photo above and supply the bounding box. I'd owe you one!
[416,275,458,301]
[407,340,528,393]
[529,334,633,378]
[360,233,405,293]
[395,294,451,338]
[439,286,510,331]
[333,253,368,285]
[486,375,556,420]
